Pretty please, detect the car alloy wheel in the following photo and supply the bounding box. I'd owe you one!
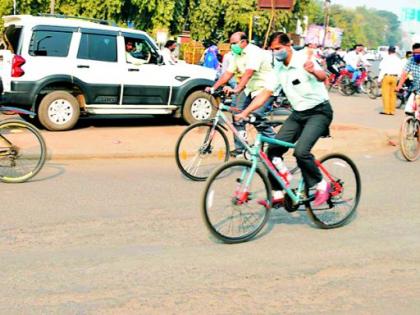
[190,97,212,121]
[48,99,74,125]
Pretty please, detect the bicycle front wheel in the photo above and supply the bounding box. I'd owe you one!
[366,79,379,99]
[400,116,420,161]
[175,122,230,181]
[306,153,361,229]
[0,119,47,183]
[339,76,355,96]
[202,160,271,243]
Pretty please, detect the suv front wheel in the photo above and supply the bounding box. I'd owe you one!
[38,91,80,131]
[182,91,217,125]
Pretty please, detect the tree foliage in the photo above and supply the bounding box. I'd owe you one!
[0,0,403,48]
[306,0,403,49]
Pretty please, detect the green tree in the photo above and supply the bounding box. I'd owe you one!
[376,10,402,46]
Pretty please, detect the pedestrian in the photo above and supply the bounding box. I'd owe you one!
[205,31,275,157]
[161,40,178,65]
[235,32,333,206]
[378,46,403,115]
[202,45,220,70]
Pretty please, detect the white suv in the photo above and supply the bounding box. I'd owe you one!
[0,15,217,130]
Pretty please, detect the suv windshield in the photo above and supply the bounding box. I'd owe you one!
[3,25,23,53]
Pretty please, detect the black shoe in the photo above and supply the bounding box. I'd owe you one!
[230,149,244,158]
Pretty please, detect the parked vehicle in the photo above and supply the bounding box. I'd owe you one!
[0,15,217,130]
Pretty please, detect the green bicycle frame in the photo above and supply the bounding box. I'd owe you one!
[242,133,306,205]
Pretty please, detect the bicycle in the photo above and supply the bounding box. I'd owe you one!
[201,116,361,243]
[0,106,47,183]
[399,91,419,161]
[175,89,289,181]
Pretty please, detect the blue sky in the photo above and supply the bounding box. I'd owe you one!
[332,0,420,18]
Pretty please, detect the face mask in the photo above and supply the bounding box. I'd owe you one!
[231,44,243,55]
[414,54,420,63]
[273,48,288,63]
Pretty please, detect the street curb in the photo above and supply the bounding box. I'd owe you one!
[43,123,398,161]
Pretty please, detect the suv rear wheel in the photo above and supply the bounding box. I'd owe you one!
[38,91,80,131]
[182,91,217,125]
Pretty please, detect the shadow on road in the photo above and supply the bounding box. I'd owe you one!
[26,162,66,183]
[73,115,186,130]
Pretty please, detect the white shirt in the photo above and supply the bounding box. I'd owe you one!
[344,50,362,69]
[161,47,177,65]
[265,48,329,111]
[378,53,403,81]
[227,43,273,97]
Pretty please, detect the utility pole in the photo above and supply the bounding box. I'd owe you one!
[13,0,17,14]
[322,0,331,47]
[50,0,55,14]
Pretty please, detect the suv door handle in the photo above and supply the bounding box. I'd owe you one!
[77,65,90,68]
[128,68,139,72]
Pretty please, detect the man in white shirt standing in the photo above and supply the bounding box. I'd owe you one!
[378,46,403,115]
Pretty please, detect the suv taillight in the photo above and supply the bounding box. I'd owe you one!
[11,55,26,77]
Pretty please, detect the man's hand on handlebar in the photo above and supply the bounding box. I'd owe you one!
[234,111,248,122]
[204,86,215,94]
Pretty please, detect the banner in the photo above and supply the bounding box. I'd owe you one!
[304,24,343,47]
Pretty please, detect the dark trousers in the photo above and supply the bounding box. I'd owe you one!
[267,101,333,190]
[234,93,276,150]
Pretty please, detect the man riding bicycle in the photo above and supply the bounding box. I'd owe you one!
[235,32,333,207]
[205,32,275,157]
[396,43,420,115]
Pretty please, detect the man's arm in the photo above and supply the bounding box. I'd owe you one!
[304,61,326,81]
[235,89,273,120]
[233,69,254,94]
[210,71,235,91]
[396,71,408,91]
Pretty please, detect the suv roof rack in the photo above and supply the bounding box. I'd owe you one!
[37,13,113,26]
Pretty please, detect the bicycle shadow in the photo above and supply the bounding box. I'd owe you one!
[23,162,66,183]
[392,148,419,162]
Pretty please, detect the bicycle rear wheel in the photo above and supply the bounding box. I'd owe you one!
[0,119,47,183]
[175,122,229,181]
[306,153,361,229]
[202,160,271,243]
[399,116,420,161]
[365,79,379,99]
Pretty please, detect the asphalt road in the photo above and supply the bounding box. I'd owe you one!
[1,149,419,314]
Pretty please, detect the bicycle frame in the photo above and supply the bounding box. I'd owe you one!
[238,133,341,207]
[205,103,253,153]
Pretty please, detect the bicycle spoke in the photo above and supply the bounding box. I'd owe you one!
[202,160,270,243]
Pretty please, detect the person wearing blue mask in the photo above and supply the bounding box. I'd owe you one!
[235,32,333,207]
[396,42,420,115]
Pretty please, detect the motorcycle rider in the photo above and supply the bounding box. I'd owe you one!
[344,44,365,92]
[326,47,345,85]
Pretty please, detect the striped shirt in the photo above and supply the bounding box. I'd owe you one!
[404,57,420,91]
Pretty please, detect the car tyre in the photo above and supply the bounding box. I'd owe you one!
[38,91,80,131]
[182,91,217,125]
